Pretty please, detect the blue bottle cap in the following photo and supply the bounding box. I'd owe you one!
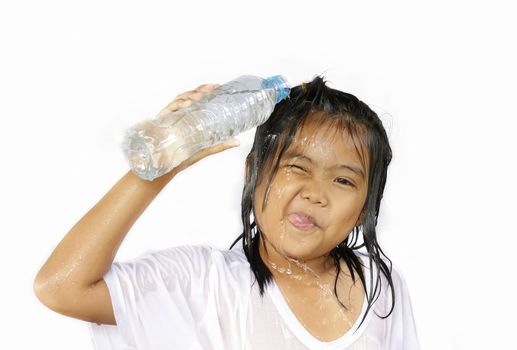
[263,75,291,104]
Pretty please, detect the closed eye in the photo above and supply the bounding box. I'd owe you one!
[288,164,307,172]
[289,164,355,187]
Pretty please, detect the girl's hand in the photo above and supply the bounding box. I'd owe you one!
[156,83,220,117]
[174,137,240,174]
[156,83,240,174]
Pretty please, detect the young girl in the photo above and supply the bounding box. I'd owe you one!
[34,76,420,349]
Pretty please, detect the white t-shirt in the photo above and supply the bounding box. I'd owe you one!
[88,244,420,349]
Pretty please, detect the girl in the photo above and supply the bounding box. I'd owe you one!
[34,76,420,349]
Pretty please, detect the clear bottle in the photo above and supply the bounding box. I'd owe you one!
[122,75,290,181]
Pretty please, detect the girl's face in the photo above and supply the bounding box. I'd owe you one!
[253,116,368,270]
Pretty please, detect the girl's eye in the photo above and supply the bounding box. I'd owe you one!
[288,164,354,187]
[336,178,354,187]
[288,164,307,172]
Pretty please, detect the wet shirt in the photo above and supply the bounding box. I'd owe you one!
[88,245,420,349]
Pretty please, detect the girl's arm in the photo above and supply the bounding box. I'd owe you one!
[33,169,176,325]
[33,83,237,325]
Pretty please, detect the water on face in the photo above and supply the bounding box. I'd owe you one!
[259,128,366,339]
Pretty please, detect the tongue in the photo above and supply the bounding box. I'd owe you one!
[288,213,315,227]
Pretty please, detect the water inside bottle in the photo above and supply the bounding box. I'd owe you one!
[124,82,280,181]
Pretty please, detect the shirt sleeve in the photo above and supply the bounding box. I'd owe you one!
[88,245,217,350]
[384,266,421,350]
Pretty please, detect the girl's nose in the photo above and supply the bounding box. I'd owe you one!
[300,181,328,206]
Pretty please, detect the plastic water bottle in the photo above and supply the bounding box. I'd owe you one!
[122,75,290,181]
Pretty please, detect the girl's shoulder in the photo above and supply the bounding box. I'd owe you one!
[150,243,251,278]
[142,243,247,264]
[121,244,253,297]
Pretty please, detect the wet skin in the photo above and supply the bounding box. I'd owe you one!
[253,114,369,341]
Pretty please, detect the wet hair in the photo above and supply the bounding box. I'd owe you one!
[229,75,395,330]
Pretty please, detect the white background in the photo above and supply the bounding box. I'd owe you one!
[1,1,516,349]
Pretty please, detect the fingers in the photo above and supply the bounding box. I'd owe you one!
[199,137,241,156]
[194,138,240,159]
[175,91,201,101]
[225,137,240,147]
[157,83,220,117]
[196,83,220,92]
[212,137,241,150]
[175,138,240,172]
[188,140,238,164]
[175,83,220,100]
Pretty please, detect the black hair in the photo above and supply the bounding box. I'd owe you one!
[229,75,395,330]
